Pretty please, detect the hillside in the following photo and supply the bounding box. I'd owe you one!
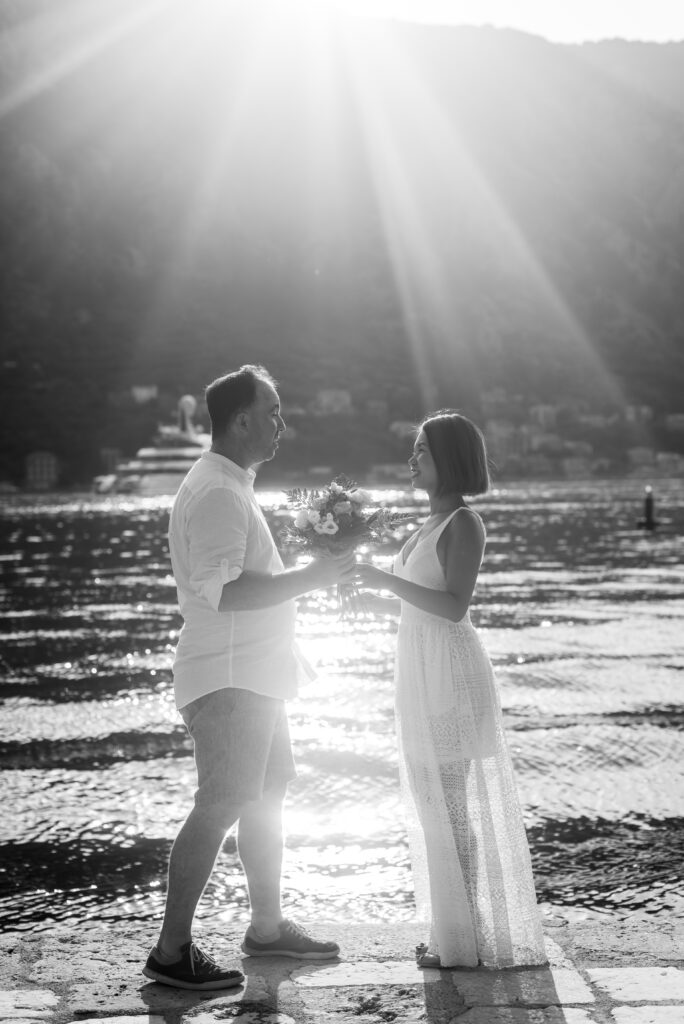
[1,2,684,481]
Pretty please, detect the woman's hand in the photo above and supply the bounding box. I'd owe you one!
[354,561,393,591]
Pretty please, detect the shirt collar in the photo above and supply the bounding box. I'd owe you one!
[201,450,256,487]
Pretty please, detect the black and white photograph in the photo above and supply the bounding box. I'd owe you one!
[1,1,683,1021]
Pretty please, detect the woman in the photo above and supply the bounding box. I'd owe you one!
[355,411,546,969]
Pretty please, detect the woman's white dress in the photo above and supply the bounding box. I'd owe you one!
[393,508,546,968]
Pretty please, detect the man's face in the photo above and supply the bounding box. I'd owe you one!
[244,381,286,464]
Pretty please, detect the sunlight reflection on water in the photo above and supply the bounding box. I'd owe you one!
[1,479,683,933]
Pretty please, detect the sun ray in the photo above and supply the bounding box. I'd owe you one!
[0,0,167,121]
[339,17,625,409]
[134,3,361,358]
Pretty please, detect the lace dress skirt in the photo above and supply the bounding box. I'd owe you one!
[394,600,547,968]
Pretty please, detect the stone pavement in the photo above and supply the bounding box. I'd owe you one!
[1,917,682,1024]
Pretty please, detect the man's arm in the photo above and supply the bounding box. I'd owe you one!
[218,553,355,612]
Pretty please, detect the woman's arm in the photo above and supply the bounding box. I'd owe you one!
[218,552,356,612]
[355,511,484,623]
[359,593,401,616]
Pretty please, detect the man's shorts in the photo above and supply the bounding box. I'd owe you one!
[180,687,297,821]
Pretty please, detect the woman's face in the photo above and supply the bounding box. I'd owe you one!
[408,429,439,494]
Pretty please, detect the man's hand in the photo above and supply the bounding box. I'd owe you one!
[306,549,357,588]
[219,551,357,611]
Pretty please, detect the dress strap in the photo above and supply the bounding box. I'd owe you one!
[428,509,459,545]
[427,507,485,548]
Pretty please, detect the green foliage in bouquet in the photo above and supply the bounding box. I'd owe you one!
[283,475,413,616]
[284,475,412,552]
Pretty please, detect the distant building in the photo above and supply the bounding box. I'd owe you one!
[25,451,59,490]
[625,405,653,425]
[656,452,684,474]
[309,389,354,416]
[131,385,158,404]
[529,404,558,430]
[389,420,415,440]
[578,413,618,429]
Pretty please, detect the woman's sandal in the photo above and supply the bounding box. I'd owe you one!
[415,943,442,969]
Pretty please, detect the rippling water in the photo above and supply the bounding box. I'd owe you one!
[1,480,683,935]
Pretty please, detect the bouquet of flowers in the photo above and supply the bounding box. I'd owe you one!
[283,475,413,615]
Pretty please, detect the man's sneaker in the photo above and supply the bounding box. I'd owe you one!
[143,942,244,990]
[241,919,340,960]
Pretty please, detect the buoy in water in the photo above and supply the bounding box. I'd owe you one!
[636,485,658,531]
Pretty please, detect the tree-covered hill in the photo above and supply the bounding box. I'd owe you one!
[1,1,683,482]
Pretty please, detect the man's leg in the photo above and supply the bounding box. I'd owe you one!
[157,802,240,957]
[237,787,285,937]
[237,786,340,961]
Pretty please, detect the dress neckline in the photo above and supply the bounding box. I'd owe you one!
[400,509,460,567]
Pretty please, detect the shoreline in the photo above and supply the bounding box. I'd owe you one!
[2,473,683,498]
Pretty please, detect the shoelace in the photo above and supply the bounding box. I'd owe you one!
[282,920,315,942]
[190,944,219,974]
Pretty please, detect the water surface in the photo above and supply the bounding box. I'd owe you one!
[1,480,683,934]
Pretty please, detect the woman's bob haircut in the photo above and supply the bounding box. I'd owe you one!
[420,410,490,497]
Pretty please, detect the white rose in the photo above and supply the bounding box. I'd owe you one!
[349,488,370,506]
[307,509,321,525]
[294,509,310,529]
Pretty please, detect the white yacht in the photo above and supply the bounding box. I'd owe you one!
[94,395,210,496]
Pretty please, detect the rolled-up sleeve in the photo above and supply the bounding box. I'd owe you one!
[187,488,249,611]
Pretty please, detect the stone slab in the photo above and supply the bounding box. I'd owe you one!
[0,940,31,990]
[588,967,684,1003]
[297,986,454,1024]
[67,1006,294,1024]
[65,1018,166,1024]
[450,967,595,1006]
[612,1008,684,1024]
[459,1010,596,1023]
[68,976,270,1017]
[552,920,683,967]
[292,960,442,987]
[0,990,60,1020]
[542,937,575,969]
[28,934,150,986]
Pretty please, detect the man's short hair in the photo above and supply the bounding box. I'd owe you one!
[205,365,277,437]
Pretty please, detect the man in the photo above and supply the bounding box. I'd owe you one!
[143,364,355,990]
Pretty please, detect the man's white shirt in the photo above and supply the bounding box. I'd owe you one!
[168,451,309,709]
